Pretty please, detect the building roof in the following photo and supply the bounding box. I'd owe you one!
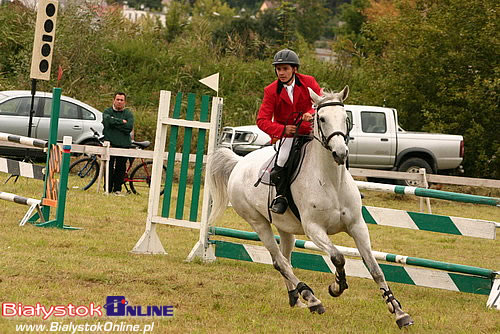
[259,0,279,12]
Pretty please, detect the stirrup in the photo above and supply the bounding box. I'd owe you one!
[270,195,287,214]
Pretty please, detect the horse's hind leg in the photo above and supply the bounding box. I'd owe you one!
[250,221,325,314]
[277,230,307,308]
[303,224,349,298]
[349,223,414,329]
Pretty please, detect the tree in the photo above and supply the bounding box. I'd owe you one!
[357,0,499,177]
[295,0,331,44]
[163,0,191,42]
[333,0,369,41]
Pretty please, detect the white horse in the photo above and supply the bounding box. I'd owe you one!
[207,86,413,329]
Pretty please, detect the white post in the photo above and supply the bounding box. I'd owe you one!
[131,90,171,254]
[418,168,432,213]
[96,141,110,193]
[487,276,500,310]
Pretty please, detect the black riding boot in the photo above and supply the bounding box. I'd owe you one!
[270,166,288,214]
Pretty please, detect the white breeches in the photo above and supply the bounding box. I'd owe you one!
[275,137,293,167]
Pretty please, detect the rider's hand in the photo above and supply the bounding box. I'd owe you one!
[284,125,297,135]
[302,112,313,122]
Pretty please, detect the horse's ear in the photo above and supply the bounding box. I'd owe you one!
[308,87,321,104]
[340,85,349,102]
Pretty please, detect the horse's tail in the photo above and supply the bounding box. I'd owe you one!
[207,148,242,225]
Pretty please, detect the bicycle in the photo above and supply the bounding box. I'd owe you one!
[68,128,166,194]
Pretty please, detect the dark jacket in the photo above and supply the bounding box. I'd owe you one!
[257,72,321,140]
[102,107,134,148]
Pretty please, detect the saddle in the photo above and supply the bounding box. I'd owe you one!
[257,135,312,221]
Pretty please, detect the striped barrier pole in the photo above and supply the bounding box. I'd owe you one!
[0,132,48,149]
[0,191,41,207]
[361,206,497,239]
[0,158,45,180]
[0,191,46,226]
[355,181,500,206]
[211,227,496,279]
[212,240,495,296]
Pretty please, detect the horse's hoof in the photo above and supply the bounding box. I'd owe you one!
[328,283,347,297]
[295,300,307,308]
[328,284,341,297]
[396,314,414,329]
[309,303,325,314]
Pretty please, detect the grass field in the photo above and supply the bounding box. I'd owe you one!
[0,174,499,334]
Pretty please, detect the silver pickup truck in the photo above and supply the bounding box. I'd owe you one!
[219,104,464,177]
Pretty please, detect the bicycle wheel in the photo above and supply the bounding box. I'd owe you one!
[129,161,166,195]
[68,157,100,191]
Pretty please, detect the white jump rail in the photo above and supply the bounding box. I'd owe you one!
[0,132,48,149]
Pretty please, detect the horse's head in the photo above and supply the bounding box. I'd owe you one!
[308,86,351,165]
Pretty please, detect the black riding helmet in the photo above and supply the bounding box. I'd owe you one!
[272,49,300,68]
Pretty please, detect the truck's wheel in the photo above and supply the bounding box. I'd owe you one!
[397,158,433,186]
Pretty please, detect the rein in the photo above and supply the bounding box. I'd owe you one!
[313,101,350,150]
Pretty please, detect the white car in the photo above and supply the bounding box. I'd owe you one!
[219,125,272,155]
[0,90,103,156]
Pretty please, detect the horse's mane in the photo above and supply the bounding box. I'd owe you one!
[317,89,343,105]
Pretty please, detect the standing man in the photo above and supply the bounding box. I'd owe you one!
[257,49,321,214]
[102,92,134,195]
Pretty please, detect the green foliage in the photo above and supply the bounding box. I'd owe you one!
[224,0,260,11]
[295,0,331,44]
[192,0,236,27]
[333,0,369,42]
[212,15,271,59]
[343,0,499,178]
[276,1,297,46]
[0,2,36,88]
[163,1,191,42]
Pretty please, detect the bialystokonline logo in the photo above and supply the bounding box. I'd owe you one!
[1,296,173,320]
[104,296,174,317]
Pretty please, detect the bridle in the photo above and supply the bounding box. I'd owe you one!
[313,101,352,150]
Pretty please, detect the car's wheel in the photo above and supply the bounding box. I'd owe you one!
[397,157,433,186]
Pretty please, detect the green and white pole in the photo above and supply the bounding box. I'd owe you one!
[212,240,497,297]
[211,226,496,279]
[356,181,500,206]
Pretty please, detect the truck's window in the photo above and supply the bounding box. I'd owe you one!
[346,111,352,127]
[361,112,386,133]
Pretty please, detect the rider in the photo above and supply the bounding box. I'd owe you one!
[257,49,322,214]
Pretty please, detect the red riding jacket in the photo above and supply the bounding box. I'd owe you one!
[257,73,321,141]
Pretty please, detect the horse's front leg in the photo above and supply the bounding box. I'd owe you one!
[250,221,325,314]
[348,222,414,329]
[303,223,349,298]
[278,230,307,308]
